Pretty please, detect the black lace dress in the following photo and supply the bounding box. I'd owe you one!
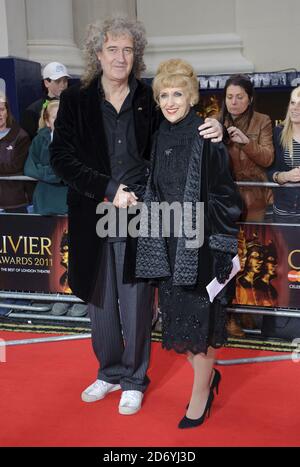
[153,111,227,355]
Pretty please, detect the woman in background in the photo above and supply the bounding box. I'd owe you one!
[0,94,31,212]
[25,100,67,215]
[220,74,274,222]
[268,86,300,222]
[219,75,275,336]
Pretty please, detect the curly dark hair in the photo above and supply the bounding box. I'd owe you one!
[81,17,147,87]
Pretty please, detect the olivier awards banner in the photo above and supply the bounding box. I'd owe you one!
[234,223,300,309]
[0,214,71,294]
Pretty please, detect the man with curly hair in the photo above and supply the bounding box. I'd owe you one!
[50,17,223,415]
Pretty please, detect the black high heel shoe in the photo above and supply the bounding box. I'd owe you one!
[185,368,221,410]
[211,368,221,395]
[179,390,214,429]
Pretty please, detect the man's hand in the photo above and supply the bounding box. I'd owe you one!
[227,126,249,145]
[198,118,223,143]
[113,184,138,208]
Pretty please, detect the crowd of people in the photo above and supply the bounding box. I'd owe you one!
[1,15,300,429]
[1,61,299,222]
[0,61,70,214]
[1,64,299,220]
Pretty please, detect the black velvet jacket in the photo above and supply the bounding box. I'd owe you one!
[50,77,160,302]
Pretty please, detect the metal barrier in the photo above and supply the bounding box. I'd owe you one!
[0,333,91,347]
[1,177,300,367]
[0,175,81,314]
[216,354,299,366]
[0,176,36,181]
[228,306,300,319]
[236,181,300,187]
[0,303,51,312]
[8,312,89,323]
[0,292,82,303]
[218,178,300,363]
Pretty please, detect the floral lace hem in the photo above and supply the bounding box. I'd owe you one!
[162,338,226,356]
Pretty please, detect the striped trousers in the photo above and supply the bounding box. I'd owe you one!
[88,242,154,392]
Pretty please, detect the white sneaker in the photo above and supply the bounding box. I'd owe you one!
[118,390,144,415]
[81,379,121,403]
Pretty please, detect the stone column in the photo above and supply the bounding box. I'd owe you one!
[236,0,300,72]
[137,0,253,76]
[25,0,83,75]
[0,0,28,58]
[0,0,9,57]
[72,0,137,51]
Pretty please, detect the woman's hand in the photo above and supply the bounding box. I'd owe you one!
[283,167,300,183]
[198,118,223,143]
[227,126,250,145]
[113,184,138,208]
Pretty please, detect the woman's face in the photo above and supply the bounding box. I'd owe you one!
[0,101,8,131]
[246,249,263,274]
[45,106,59,131]
[158,87,191,124]
[266,260,277,277]
[289,93,300,124]
[225,85,250,117]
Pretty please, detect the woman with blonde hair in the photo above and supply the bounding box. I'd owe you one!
[268,86,300,222]
[25,100,67,214]
[136,59,241,428]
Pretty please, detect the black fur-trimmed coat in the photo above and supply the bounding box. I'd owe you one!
[135,126,242,293]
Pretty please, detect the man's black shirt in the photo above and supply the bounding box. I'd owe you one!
[99,76,149,201]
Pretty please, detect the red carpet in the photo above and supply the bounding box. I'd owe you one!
[0,330,300,447]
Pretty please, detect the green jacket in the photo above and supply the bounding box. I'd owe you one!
[24,127,67,215]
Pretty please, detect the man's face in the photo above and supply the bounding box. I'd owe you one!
[44,77,68,98]
[97,33,134,83]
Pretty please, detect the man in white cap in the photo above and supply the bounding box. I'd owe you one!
[21,62,71,140]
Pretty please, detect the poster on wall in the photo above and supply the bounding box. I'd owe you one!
[234,223,300,309]
[0,214,71,294]
[196,87,291,125]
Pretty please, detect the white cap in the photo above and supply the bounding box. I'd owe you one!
[42,62,71,80]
